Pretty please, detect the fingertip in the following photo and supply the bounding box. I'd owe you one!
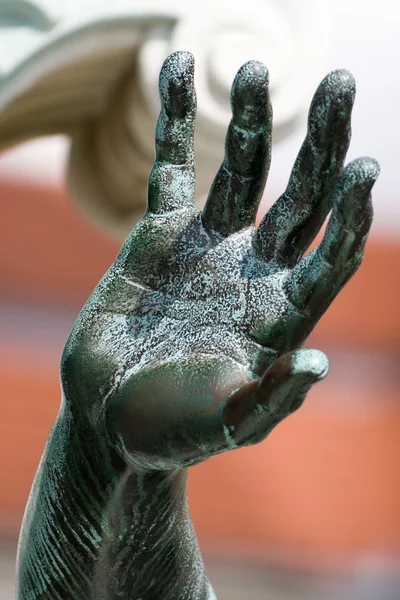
[231,60,271,124]
[363,157,381,180]
[233,60,270,89]
[307,69,355,150]
[257,349,329,418]
[339,157,380,198]
[161,50,195,77]
[159,50,196,116]
[309,69,356,133]
[344,156,380,183]
[318,68,356,105]
[260,349,329,392]
[290,349,329,381]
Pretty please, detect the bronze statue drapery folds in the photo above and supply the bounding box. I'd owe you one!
[15,51,379,599]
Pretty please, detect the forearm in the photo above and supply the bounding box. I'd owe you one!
[15,407,118,599]
[16,404,211,599]
[114,468,210,600]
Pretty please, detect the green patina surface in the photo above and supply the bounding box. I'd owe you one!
[15,50,379,600]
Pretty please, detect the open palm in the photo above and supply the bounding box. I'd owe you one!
[61,51,379,471]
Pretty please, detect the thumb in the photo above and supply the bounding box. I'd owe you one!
[222,349,329,446]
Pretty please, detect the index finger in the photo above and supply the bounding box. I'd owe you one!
[147,51,197,214]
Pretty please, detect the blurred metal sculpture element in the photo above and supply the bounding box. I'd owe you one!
[15,50,379,599]
[0,0,331,236]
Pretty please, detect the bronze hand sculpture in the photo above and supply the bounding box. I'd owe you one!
[15,51,379,600]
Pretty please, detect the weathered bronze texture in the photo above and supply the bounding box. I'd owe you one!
[15,50,379,599]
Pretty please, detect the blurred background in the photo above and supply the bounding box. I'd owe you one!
[0,0,399,598]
